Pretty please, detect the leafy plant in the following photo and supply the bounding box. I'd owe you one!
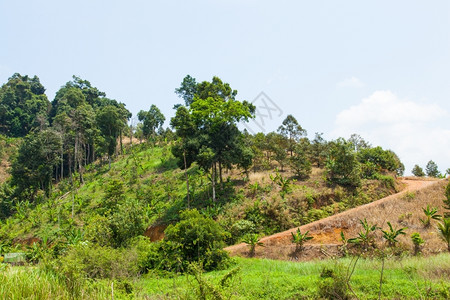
[420,205,441,228]
[411,232,424,255]
[269,169,296,198]
[291,228,313,251]
[348,218,379,250]
[381,221,406,248]
[242,233,264,257]
[437,218,450,252]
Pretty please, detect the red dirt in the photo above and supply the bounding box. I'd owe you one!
[225,178,445,260]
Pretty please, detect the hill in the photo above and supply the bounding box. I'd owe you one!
[226,177,448,260]
[0,141,402,248]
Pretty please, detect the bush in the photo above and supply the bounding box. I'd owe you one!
[318,265,350,300]
[148,209,230,272]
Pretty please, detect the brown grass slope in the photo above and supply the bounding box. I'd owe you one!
[225,177,448,260]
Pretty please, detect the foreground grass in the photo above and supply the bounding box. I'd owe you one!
[139,253,450,299]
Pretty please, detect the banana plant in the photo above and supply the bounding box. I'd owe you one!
[348,218,379,249]
[381,222,407,247]
[242,233,264,257]
[437,218,450,252]
[420,205,441,228]
[291,228,313,251]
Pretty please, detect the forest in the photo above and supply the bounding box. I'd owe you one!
[0,73,449,299]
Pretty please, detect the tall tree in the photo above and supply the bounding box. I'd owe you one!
[277,115,306,156]
[0,73,50,137]
[137,105,165,142]
[174,75,198,106]
[425,160,440,178]
[325,138,361,187]
[10,129,62,199]
[172,76,255,202]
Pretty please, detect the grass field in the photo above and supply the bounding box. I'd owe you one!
[138,254,450,299]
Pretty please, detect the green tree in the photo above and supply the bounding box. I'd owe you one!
[178,76,255,201]
[325,138,361,187]
[290,140,312,179]
[10,129,62,198]
[311,132,327,168]
[411,165,425,177]
[0,73,50,137]
[425,160,440,177]
[137,104,165,141]
[277,115,306,156]
[96,105,124,169]
[358,146,404,178]
[174,74,198,106]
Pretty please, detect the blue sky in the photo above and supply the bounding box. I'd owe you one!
[1,1,449,174]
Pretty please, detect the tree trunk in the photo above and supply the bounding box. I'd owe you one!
[212,162,216,202]
[183,149,190,208]
[119,130,123,155]
[218,161,223,187]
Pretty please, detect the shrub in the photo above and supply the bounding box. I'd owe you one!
[411,232,424,255]
[318,264,350,300]
[153,209,230,272]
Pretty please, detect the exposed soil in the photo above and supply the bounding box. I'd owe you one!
[225,178,448,261]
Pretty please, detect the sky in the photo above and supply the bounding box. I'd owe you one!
[1,0,449,174]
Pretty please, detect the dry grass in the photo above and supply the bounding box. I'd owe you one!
[226,178,449,260]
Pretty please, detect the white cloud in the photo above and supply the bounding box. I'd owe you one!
[336,77,365,88]
[332,90,450,175]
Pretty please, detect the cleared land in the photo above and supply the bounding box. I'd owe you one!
[226,178,448,260]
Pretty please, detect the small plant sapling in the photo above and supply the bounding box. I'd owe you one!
[291,228,313,252]
[420,205,441,228]
[242,233,264,257]
[410,232,424,255]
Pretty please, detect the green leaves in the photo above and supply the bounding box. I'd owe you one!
[381,221,407,247]
[291,228,313,251]
[420,205,442,228]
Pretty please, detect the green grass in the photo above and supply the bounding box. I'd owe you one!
[138,254,450,299]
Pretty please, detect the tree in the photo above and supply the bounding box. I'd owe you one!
[290,140,312,179]
[425,160,440,177]
[277,115,306,156]
[137,105,165,141]
[10,129,62,199]
[411,165,425,177]
[0,73,50,137]
[174,75,198,106]
[348,134,371,152]
[171,105,198,206]
[96,105,124,169]
[325,138,361,187]
[172,76,255,202]
[311,132,327,168]
[357,146,404,178]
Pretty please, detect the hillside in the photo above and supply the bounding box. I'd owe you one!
[0,141,402,248]
[226,178,448,260]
